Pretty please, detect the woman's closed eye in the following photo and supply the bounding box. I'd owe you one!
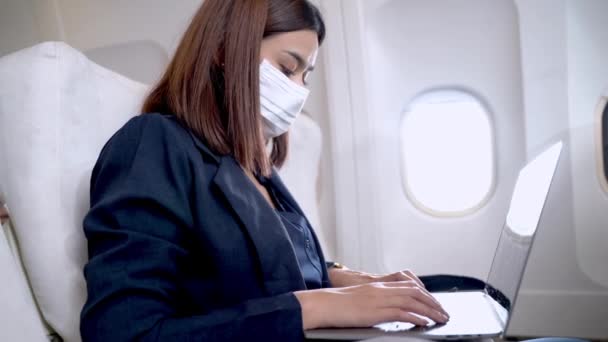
[280,65,310,87]
[280,65,296,78]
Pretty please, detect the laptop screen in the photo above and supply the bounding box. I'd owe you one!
[484,141,563,328]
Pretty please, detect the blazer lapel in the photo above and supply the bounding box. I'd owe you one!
[211,156,306,295]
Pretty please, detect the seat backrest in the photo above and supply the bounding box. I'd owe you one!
[0,220,50,341]
[0,41,149,342]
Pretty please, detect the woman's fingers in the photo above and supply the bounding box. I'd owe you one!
[302,282,450,329]
[405,270,425,288]
[398,311,431,327]
[381,282,441,306]
[379,283,449,319]
[379,270,425,289]
[382,290,448,323]
[378,308,430,327]
[391,295,449,324]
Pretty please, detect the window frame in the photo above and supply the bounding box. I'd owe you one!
[399,88,498,218]
[596,96,608,195]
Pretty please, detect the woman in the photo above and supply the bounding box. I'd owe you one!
[80,0,449,340]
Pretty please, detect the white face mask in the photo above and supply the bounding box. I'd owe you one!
[259,59,310,139]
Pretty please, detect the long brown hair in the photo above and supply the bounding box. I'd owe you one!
[141,0,325,176]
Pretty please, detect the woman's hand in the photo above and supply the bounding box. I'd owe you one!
[329,266,425,289]
[294,281,449,330]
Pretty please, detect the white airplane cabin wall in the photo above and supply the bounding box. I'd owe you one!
[509,0,608,338]
[320,0,526,281]
[319,0,607,339]
[566,0,608,289]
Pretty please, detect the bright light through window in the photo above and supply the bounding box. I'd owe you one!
[400,90,495,216]
[506,142,562,237]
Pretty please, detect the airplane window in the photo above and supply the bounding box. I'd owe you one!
[400,89,495,216]
[603,100,608,183]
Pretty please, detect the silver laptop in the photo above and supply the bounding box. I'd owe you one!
[306,141,564,341]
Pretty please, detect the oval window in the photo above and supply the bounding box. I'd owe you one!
[400,89,495,216]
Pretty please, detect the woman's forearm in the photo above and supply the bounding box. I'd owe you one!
[293,281,449,331]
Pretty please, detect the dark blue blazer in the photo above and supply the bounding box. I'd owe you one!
[80,113,330,341]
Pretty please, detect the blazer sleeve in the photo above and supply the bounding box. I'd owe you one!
[80,115,304,341]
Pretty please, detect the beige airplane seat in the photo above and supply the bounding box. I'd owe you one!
[0,41,325,341]
[0,41,149,342]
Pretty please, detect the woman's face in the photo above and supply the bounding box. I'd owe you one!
[260,30,319,88]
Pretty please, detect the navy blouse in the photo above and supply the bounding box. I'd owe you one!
[258,175,324,290]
